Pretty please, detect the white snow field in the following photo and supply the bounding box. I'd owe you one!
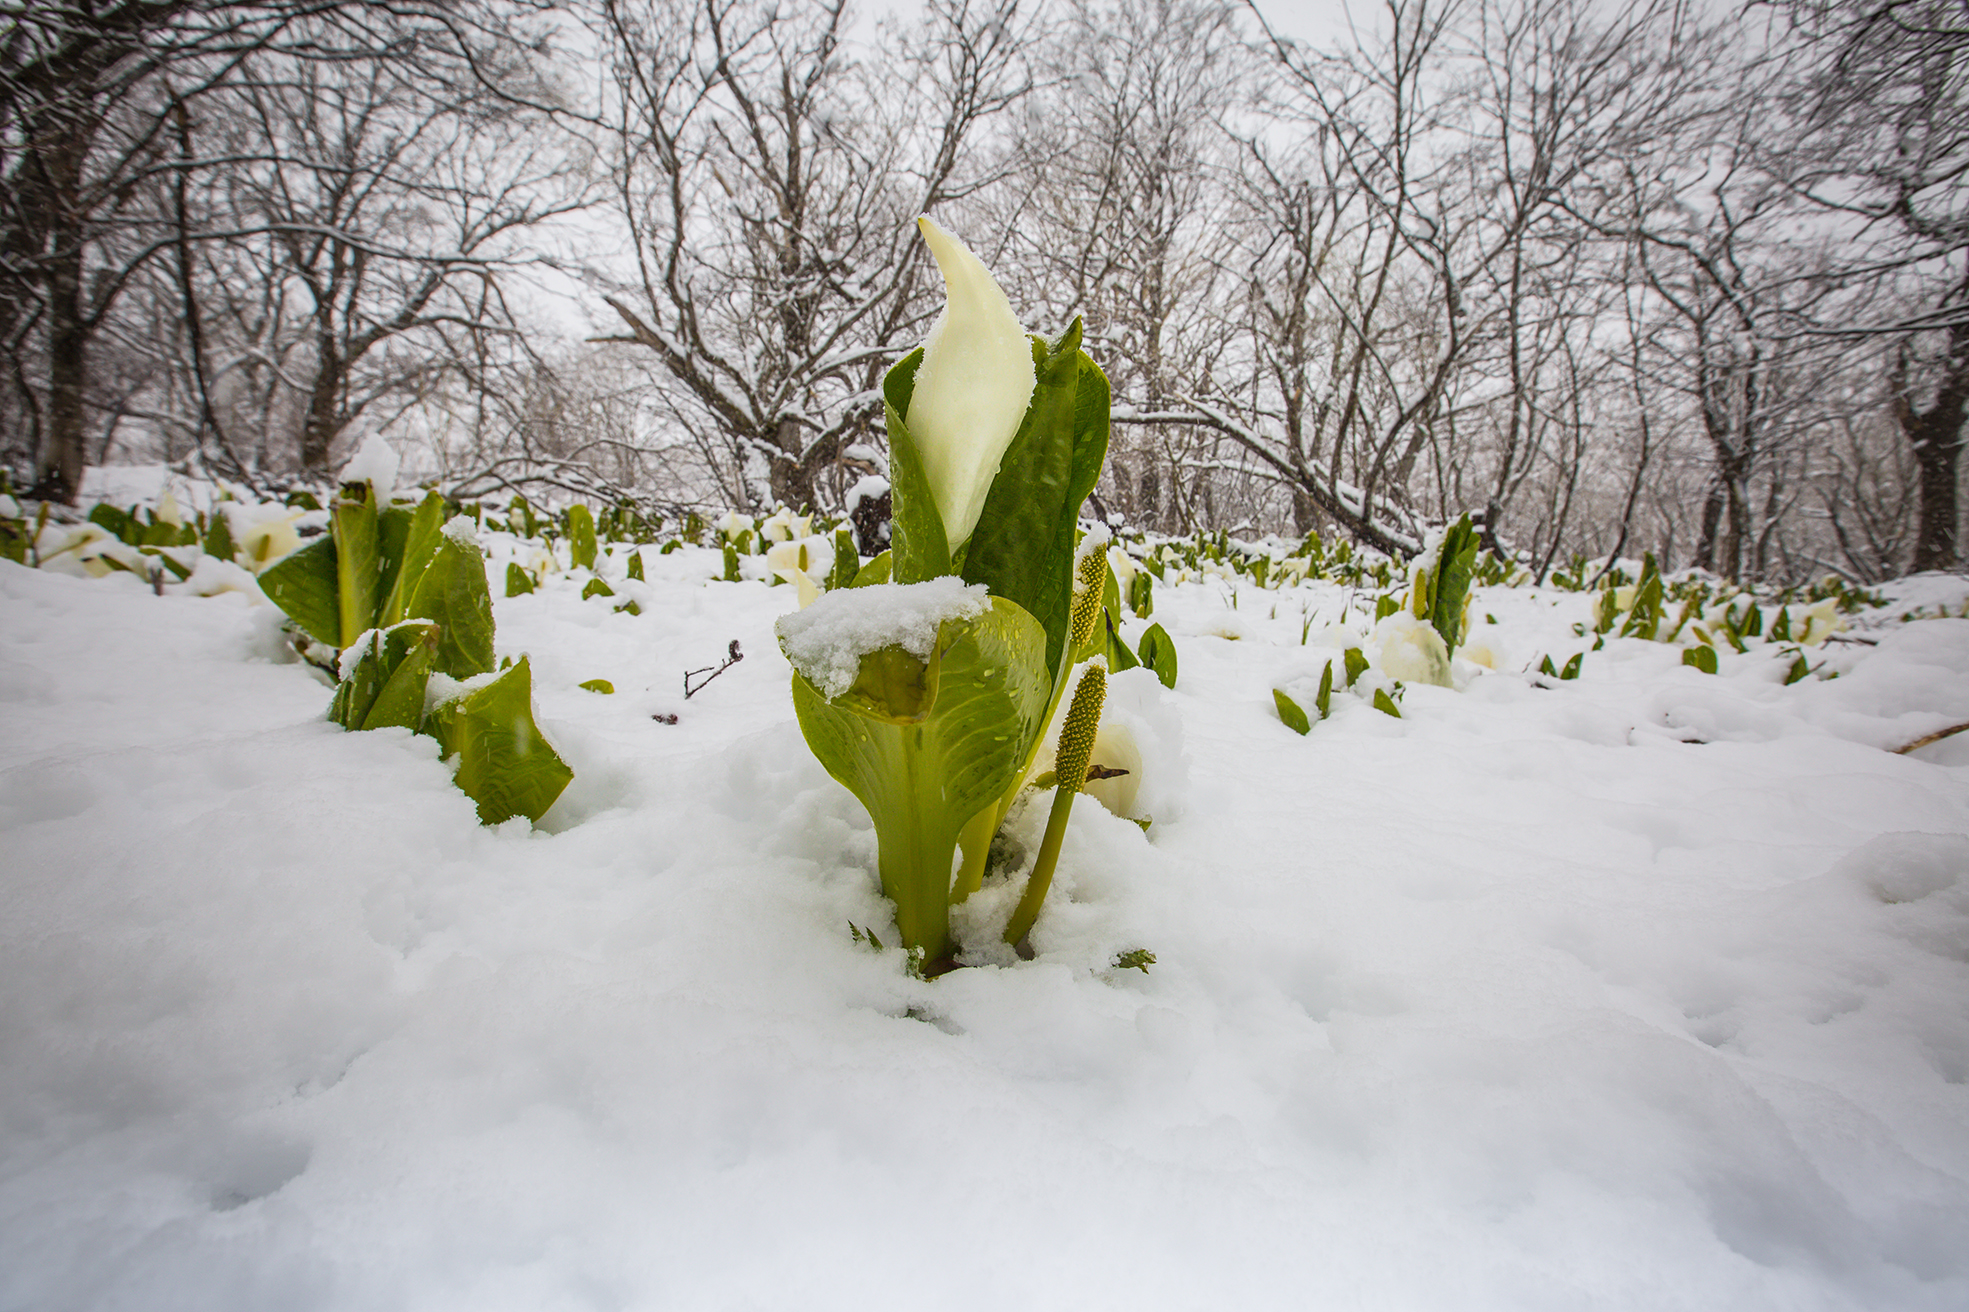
[4,537,1969,1312]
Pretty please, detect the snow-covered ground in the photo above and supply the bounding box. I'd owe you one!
[4,538,1969,1311]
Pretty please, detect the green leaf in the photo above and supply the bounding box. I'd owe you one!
[202,507,235,563]
[1343,647,1370,687]
[721,541,741,582]
[1375,593,1401,622]
[1560,652,1584,680]
[331,482,382,646]
[1431,514,1481,651]
[1783,653,1809,685]
[1112,948,1156,973]
[1137,622,1178,690]
[1128,569,1154,618]
[828,528,859,590]
[958,320,1111,678]
[88,504,134,542]
[330,620,438,732]
[567,503,598,570]
[1539,654,1558,677]
[1315,660,1333,718]
[580,678,614,694]
[426,656,573,825]
[787,597,1050,962]
[505,562,535,597]
[1372,687,1402,718]
[258,536,341,646]
[1103,609,1140,671]
[879,348,952,584]
[582,577,615,600]
[406,526,495,679]
[284,489,322,512]
[1274,688,1311,735]
[627,550,645,582]
[379,491,446,627]
[851,550,892,587]
[1683,645,1718,675]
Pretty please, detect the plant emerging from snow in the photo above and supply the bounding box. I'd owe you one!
[777,218,1110,969]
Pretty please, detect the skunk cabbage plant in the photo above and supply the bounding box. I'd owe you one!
[779,218,1110,967]
[258,459,571,825]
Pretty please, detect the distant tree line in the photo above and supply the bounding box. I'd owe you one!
[4,0,1965,582]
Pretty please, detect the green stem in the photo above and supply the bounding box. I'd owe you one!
[1005,784,1077,948]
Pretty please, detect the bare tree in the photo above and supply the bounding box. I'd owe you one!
[585,0,1029,514]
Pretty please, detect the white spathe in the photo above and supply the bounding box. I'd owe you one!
[1374,612,1453,687]
[906,216,1037,555]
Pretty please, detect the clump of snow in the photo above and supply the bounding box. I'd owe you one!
[775,576,990,698]
[439,513,481,551]
[844,474,889,517]
[338,434,399,498]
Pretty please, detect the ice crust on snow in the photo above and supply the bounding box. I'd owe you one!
[775,576,990,699]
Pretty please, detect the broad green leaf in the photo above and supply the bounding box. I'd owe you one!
[332,482,382,647]
[1343,647,1370,687]
[427,656,573,825]
[582,577,614,599]
[1138,622,1178,690]
[202,508,235,562]
[1683,645,1718,675]
[1560,651,1584,680]
[879,348,952,584]
[329,621,438,732]
[1539,654,1558,677]
[88,504,133,542]
[364,622,439,730]
[828,528,859,590]
[1274,688,1311,735]
[957,320,1111,678]
[1431,515,1481,651]
[406,527,495,678]
[1784,652,1809,684]
[788,597,1049,961]
[1315,660,1333,717]
[1103,610,1140,672]
[258,536,341,646]
[505,562,535,596]
[379,491,446,626]
[580,678,614,694]
[851,550,893,587]
[567,503,598,570]
[627,550,645,582]
[1373,687,1402,718]
[1128,569,1154,618]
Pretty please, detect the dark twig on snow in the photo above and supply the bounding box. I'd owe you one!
[1892,721,1969,755]
[684,640,744,699]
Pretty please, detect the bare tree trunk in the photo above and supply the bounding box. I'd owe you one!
[35,240,88,503]
[1895,326,1969,572]
[300,331,341,476]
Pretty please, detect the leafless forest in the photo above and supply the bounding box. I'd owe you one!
[4,0,1965,582]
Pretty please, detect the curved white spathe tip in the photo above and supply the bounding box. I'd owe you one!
[907,216,1036,555]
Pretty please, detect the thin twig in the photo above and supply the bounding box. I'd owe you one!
[1893,722,1969,755]
[684,640,743,699]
